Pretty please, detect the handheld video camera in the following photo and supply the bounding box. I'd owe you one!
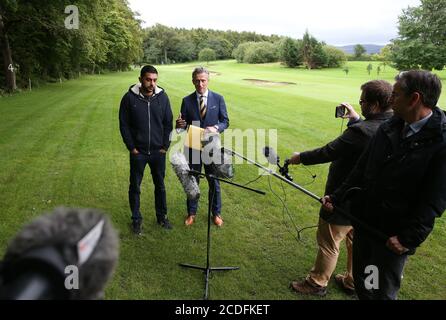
[335,105,346,118]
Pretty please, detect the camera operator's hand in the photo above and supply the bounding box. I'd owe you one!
[386,236,409,255]
[321,195,334,213]
[340,102,360,121]
[289,152,301,165]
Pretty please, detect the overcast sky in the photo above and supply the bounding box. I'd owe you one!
[128,0,421,46]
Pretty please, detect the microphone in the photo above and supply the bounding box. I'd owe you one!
[262,146,293,181]
[170,152,201,201]
[0,207,119,300]
[202,134,234,179]
[262,146,279,165]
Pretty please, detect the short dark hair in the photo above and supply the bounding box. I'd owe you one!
[140,65,158,77]
[395,70,442,108]
[192,66,209,79]
[360,80,393,111]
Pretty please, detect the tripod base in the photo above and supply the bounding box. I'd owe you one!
[179,263,239,300]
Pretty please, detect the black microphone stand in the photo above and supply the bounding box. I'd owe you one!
[179,169,266,300]
[223,147,389,242]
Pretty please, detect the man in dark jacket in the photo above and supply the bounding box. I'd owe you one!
[323,70,446,299]
[119,65,173,234]
[289,80,394,296]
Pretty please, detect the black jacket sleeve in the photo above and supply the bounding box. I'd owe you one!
[163,95,174,150]
[398,146,446,249]
[119,94,135,152]
[300,126,365,165]
[331,133,373,204]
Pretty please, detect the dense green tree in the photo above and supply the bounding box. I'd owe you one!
[0,0,143,90]
[323,46,347,68]
[173,36,197,62]
[144,23,177,64]
[354,44,366,59]
[243,42,277,64]
[279,37,302,67]
[379,44,393,70]
[200,37,233,59]
[232,42,255,63]
[232,41,278,64]
[301,31,328,69]
[198,48,216,64]
[391,0,446,70]
[0,0,17,91]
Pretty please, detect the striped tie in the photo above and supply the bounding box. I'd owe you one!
[199,95,207,119]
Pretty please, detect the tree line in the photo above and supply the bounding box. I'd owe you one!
[141,23,282,65]
[144,25,347,69]
[1,0,444,92]
[0,0,143,92]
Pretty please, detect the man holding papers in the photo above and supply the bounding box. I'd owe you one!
[176,67,230,227]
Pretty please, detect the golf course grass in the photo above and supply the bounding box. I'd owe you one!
[0,60,445,300]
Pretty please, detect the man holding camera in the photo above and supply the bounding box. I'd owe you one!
[322,70,446,299]
[289,80,394,296]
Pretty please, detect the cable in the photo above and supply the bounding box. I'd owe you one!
[295,220,331,239]
[295,166,317,186]
[267,176,301,243]
[242,162,324,243]
[243,172,266,186]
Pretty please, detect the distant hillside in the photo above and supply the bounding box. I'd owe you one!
[335,44,385,55]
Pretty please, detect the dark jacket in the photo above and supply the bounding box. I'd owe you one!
[301,111,393,225]
[333,107,446,251]
[180,90,229,132]
[119,84,173,154]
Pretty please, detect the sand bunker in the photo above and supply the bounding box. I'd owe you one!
[243,79,296,86]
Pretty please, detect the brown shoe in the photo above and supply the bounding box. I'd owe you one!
[185,214,196,226]
[290,279,327,297]
[334,274,355,296]
[213,215,224,227]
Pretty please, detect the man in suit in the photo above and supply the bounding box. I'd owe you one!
[176,67,230,227]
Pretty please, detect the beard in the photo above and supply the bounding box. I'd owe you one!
[141,84,154,94]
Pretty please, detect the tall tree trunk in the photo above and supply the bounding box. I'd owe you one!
[0,13,17,92]
[164,48,167,64]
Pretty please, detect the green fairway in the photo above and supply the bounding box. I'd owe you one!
[1,61,445,300]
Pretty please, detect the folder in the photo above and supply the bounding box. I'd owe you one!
[185,125,205,151]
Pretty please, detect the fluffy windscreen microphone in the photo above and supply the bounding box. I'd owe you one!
[0,207,119,300]
[262,146,279,165]
[170,152,201,201]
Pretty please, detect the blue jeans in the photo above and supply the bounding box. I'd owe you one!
[128,150,167,222]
